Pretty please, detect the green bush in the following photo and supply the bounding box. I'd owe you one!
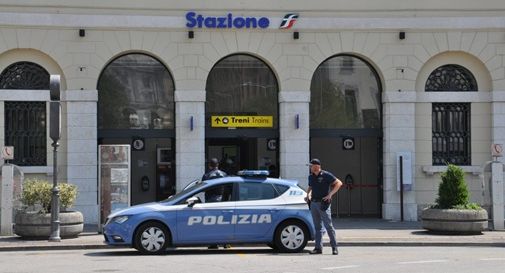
[21,179,78,213]
[434,164,479,209]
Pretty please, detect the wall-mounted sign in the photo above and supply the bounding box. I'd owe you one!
[186,12,269,29]
[492,144,503,157]
[342,137,355,150]
[267,139,277,151]
[211,116,273,128]
[279,13,299,29]
[132,138,145,151]
[2,146,14,160]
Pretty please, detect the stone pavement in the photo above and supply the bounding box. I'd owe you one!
[1,218,504,252]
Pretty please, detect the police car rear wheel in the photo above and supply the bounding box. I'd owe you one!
[134,222,170,255]
[274,221,308,253]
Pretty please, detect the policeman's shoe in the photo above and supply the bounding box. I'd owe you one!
[208,245,219,249]
[332,247,339,255]
[223,244,231,249]
[309,248,323,254]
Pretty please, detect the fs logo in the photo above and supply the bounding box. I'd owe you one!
[279,13,299,29]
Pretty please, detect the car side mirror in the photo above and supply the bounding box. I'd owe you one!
[186,196,200,207]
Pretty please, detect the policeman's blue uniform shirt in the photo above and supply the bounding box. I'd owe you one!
[309,170,337,199]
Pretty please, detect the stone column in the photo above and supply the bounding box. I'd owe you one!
[64,90,98,225]
[175,90,205,191]
[382,91,418,221]
[279,91,310,188]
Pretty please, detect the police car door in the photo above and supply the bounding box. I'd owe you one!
[234,182,281,241]
[176,183,235,243]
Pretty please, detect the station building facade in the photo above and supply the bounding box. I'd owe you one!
[0,0,504,225]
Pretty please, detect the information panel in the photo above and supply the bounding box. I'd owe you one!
[99,145,130,227]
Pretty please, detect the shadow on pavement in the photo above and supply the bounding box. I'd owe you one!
[84,247,311,257]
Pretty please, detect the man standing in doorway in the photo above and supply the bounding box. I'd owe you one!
[304,158,343,255]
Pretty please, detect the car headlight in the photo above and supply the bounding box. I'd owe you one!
[112,215,129,224]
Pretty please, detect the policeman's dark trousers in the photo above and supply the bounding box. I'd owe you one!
[310,201,338,250]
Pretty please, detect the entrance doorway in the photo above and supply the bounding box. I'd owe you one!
[310,136,381,217]
[205,138,278,177]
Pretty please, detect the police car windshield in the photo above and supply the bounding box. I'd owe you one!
[164,180,206,201]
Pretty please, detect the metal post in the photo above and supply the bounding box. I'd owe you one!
[48,75,61,242]
[400,156,404,222]
[49,141,61,241]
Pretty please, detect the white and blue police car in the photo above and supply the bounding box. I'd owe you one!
[103,170,315,254]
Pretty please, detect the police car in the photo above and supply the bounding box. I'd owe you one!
[103,170,314,254]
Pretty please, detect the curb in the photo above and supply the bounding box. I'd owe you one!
[1,241,504,252]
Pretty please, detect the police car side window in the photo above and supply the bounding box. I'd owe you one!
[200,183,233,203]
[272,184,290,195]
[238,183,277,201]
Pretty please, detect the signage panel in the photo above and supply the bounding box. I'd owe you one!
[186,12,269,29]
[211,115,273,128]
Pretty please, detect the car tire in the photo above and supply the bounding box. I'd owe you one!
[274,220,308,253]
[134,221,170,255]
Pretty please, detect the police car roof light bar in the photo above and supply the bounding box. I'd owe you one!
[237,170,269,177]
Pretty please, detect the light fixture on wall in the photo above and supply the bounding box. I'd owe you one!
[188,30,194,39]
[293,31,299,40]
[399,31,405,40]
[295,114,300,129]
[190,116,194,131]
[79,29,85,37]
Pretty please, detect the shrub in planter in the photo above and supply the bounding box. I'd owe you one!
[422,164,488,234]
[14,179,83,238]
[21,179,77,213]
[434,164,475,209]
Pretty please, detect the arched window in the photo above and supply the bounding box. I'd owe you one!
[206,54,278,128]
[427,64,474,165]
[425,64,477,92]
[310,55,381,129]
[0,61,49,89]
[1,61,49,166]
[98,53,175,130]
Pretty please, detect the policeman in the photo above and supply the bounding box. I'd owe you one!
[304,158,343,255]
[201,158,230,249]
[202,158,227,181]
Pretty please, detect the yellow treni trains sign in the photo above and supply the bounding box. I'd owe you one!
[211,116,273,128]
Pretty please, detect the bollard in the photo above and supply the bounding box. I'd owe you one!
[491,162,504,230]
[1,165,14,235]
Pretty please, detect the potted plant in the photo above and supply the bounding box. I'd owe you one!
[14,178,84,238]
[421,164,488,234]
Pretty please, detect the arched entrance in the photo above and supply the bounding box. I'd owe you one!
[205,54,279,176]
[310,55,382,217]
[97,53,175,206]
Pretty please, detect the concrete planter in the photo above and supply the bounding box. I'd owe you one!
[14,211,84,238]
[421,208,488,234]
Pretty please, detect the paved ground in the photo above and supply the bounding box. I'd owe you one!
[1,218,504,251]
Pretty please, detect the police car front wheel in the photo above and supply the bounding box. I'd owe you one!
[134,221,170,255]
[274,220,308,253]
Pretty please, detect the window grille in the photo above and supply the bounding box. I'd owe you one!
[432,103,471,165]
[425,64,477,92]
[4,102,47,166]
[0,62,49,89]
